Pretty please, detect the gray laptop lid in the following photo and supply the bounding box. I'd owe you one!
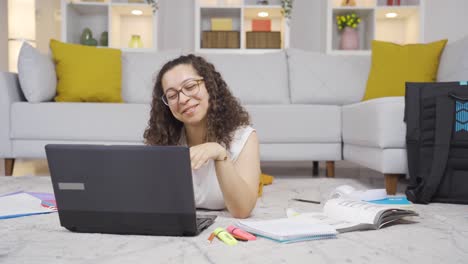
[45,144,201,236]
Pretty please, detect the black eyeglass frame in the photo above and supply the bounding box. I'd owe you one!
[161,78,204,106]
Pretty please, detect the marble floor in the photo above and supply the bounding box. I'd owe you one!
[1,159,467,264]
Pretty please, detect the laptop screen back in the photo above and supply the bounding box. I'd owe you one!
[45,144,199,235]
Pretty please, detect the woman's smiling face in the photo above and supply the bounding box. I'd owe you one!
[161,64,210,125]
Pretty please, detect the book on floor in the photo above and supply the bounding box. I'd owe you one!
[367,196,415,210]
[290,198,418,233]
[235,218,337,243]
[0,192,57,220]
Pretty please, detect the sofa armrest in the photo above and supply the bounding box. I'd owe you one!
[0,71,25,157]
[342,97,406,149]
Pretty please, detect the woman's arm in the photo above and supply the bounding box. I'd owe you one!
[189,132,261,218]
[214,132,261,218]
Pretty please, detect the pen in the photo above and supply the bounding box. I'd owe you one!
[292,198,321,204]
[212,227,238,246]
[207,232,216,243]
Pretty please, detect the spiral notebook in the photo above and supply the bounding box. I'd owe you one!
[235,218,337,243]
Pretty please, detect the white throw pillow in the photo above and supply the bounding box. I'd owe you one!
[438,34,468,82]
[17,42,57,102]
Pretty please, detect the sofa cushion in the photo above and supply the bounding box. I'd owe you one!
[17,42,56,103]
[122,50,182,103]
[11,102,150,142]
[438,35,468,81]
[363,39,447,101]
[287,49,370,105]
[245,105,341,143]
[342,97,405,148]
[50,39,123,103]
[199,52,289,104]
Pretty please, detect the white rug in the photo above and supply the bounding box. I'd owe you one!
[0,175,467,264]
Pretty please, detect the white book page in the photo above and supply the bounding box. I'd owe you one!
[0,193,54,217]
[293,212,361,231]
[324,198,389,225]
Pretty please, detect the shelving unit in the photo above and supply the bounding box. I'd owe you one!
[195,0,288,53]
[326,0,423,55]
[61,0,157,51]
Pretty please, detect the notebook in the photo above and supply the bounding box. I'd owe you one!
[0,192,57,220]
[235,218,337,243]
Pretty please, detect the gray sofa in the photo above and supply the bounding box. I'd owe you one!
[2,36,466,194]
[0,48,369,178]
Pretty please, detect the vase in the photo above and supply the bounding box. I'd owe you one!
[340,27,359,50]
[128,35,143,48]
[99,31,108,46]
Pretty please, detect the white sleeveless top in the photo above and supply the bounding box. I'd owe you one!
[179,126,255,210]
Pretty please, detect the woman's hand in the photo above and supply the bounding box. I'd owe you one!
[189,142,227,170]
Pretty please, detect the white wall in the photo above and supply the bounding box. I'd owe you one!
[3,0,468,58]
[36,0,61,54]
[157,0,194,51]
[289,0,326,52]
[0,1,8,71]
[424,0,468,43]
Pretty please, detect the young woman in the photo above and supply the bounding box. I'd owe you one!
[143,54,260,218]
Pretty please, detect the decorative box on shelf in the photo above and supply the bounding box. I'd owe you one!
[202,31,240,49]
[246,31,281,49]
[211,18,234,31]
[252,19,271,32]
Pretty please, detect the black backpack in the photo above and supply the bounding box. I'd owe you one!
[405,81,468,204]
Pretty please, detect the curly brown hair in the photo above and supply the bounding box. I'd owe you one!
[143,54,250,149]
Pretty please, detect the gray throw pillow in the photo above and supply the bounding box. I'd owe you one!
[17,42,57,102]
[438,34,468,82]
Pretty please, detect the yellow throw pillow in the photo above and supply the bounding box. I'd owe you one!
[363,39,447,101]
[50,39,122,102]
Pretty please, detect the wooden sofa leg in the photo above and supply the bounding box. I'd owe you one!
[312,161,319,176]
[384,174,401,195]
[326,161,335,178]
[5,158,15,176]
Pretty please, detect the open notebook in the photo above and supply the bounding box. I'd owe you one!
[235,218,337,243]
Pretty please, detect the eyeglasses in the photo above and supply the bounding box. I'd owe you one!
[161,78,204,106]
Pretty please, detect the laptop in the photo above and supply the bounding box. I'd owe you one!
[45,144,216,236]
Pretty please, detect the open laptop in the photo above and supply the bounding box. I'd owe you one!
[45,144,216,236]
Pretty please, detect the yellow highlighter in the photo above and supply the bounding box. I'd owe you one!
[213,227,238,246]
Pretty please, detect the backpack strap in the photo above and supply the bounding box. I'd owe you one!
[405,84,421,187]
[419,96,455,203]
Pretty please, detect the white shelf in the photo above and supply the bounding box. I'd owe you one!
[326,0,423,54]
[61,0,158,50]
[197,48,281,53]
[195,0,289,52]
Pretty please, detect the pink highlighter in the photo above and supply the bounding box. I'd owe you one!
[227,225,256,241]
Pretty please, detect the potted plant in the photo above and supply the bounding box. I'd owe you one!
[336,13,361,50]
